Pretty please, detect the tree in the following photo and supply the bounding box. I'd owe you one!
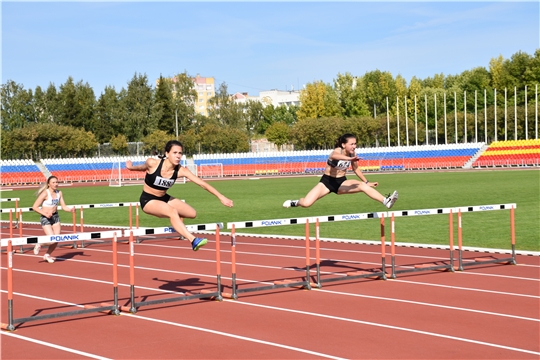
[290,117,343,150]
[265,122,290,150]
[297,81,340,120]
[207,82,245,129]
[273,104,298,126]
[123,73,155,142]
[334,72,370,117]
[245,100,265,137]
[153,74,175,134]
[94,86,123,143]
[110,134,129,155]
[56,77,96,130]
[169,71,197,137]
[1,80,33,130]
[142,130,171,155]
[363,70,396,117]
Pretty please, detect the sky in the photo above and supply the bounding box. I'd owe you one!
[2,1,539,97]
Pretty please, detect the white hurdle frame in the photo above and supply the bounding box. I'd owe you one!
[1,230,121,331]
[0,202,140,252]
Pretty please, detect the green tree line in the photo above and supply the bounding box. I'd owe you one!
[1,50,539,159]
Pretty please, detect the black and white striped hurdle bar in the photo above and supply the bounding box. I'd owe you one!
[227,203,517,229]
[1,230,120,247]
[389,203,516,218]
[125,223,224,237]
[0,198,20,202]
[0,202,140,213]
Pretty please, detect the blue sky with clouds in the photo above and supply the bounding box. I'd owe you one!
[2,1,538,96]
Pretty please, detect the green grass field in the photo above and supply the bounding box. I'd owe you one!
[2,169,539,251]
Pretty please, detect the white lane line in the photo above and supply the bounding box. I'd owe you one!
[392,279,540,298]
[314,288,539,322]
[455,271,540,281]
[1,332,112,360]
[122,313,347,360]
[228,300,540,356]
[0,291,345,360]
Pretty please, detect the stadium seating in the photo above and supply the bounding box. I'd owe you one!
[2,140,537,185]
[0,159,45,185]
[41,156,148,183]
[472,139,540,168]
[193,143,486,176]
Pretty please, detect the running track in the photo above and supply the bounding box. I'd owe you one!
[1,223,539,359]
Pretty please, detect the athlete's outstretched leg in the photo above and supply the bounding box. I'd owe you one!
[283,183,330,208]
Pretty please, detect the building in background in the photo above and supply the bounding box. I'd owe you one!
[193,74,215,116]
[232,89,300,108]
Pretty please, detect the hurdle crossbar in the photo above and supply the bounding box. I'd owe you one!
[1,230,119,247]
[2,232,121,331]
[0,202,140,214]
[127,223,223,237]
[0,198,20,202]
[227,211,386,230]
[227,204,515,230]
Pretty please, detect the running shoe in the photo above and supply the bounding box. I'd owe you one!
[33,244,41,255]
[283,200,299,208]
[43,253,56,263]
[191,237,208,251]
[383,191,399,209]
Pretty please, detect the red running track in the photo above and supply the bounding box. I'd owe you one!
[1,223,539,359]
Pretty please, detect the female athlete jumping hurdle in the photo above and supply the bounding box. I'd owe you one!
[126,140,233,251]
[283,133,398,209]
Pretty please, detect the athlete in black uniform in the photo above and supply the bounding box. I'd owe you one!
[126,140,233,251]
[283,133,398,209]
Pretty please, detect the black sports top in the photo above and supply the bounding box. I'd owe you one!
[144,158,180,190]
[326,149,352,171]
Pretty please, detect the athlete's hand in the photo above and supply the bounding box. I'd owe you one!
[368,181,379,187]
[220,197,234,207]
[126,160,133,170]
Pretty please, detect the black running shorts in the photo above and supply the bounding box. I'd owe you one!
[40,212,60,226]
[319,174,347,194]
[139,191,172,210]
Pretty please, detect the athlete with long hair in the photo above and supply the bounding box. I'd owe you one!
[283,133,398,209]
[32,176,75,263]
[127,140,233,251]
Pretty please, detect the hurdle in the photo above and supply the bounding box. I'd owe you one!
[0,198,19,225]
[386,203,517,277]
[0,202,140,252]
[311,213,388,288]
[0,230,121,331]
[455,205,517,270]
[120,223,224,313]
[228,211,390,295]
[226,221,313,300]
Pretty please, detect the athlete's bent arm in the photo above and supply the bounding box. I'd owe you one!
[126,158,156,172]
[352,162,378,187]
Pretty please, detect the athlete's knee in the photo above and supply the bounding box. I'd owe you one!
[183,209,197,219]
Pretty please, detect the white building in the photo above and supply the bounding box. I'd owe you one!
[232,89,300,108]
